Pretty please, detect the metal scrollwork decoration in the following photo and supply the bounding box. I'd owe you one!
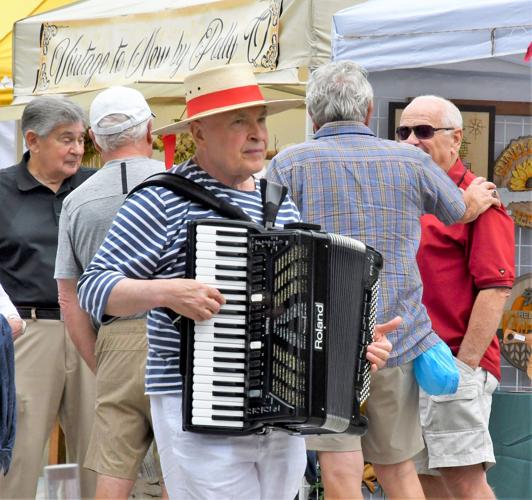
[41,24,58,56]
[261,34,278,70]
[38,63,50,90]
[245,0,281,70]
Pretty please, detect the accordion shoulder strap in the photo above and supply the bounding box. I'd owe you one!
[127,171,253,222]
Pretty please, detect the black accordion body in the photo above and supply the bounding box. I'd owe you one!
[180,219,382,436]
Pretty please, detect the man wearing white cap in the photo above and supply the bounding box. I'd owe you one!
[55,86,165,499]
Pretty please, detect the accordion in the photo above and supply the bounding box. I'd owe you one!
[180,219,382,436]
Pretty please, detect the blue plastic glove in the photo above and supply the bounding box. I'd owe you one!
[413,340,459,396]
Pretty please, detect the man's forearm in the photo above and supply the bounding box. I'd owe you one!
[460,203,480,224]
[105,276,225,322]
[457,288,511,368]
[58,278,98,373]
[105,278,169,317]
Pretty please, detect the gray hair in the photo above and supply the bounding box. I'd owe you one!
[92,114,150,152]
[411,95,463,129]
[307,61,373,128]
[21,96,86,137]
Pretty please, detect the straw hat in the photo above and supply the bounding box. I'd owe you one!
[153,64,304,135]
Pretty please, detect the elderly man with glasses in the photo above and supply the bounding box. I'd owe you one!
[399,95,515,500]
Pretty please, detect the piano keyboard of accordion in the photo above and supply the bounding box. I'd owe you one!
[181,219,382,436]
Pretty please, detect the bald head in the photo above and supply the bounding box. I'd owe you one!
[407,96,463,129]
[399,95,464,172]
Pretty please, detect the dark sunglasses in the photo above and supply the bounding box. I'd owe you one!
[396,125,454,141]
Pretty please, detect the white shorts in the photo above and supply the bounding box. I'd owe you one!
[414,358,498,474]
[149,394,307,499]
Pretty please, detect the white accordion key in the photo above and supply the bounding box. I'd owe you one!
[191,416,243,428]
[196,225,248,235]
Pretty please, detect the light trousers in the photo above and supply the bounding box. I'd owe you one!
[150,394,307,500]
[0,319,96,499]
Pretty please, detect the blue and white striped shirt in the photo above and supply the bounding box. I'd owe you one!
[78,160,301,394]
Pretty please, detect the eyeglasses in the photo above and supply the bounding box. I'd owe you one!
[396,125,454,141]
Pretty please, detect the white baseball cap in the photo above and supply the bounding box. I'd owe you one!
[90,86,155,135]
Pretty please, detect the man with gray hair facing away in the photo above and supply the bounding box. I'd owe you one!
[399,95,514,499]
[267,60,501,499]
[0,96,96,499]
[55,87,166,499]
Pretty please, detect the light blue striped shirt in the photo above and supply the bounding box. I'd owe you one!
[78,160,300,394]
[266,122,466,366]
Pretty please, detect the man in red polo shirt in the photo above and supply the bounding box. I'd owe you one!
[398,95,515,499]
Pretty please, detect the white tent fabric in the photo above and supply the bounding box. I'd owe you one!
[332,0,531,77]
[0,121,17,169]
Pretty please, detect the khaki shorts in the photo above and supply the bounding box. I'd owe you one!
[305,433,362,453]
[414,358,498,474]
[84,319,158,480]
[306,363,424,464]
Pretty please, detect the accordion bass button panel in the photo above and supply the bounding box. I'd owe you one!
[247,249,269,404]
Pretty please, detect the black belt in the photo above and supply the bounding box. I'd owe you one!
[16,307,62,320]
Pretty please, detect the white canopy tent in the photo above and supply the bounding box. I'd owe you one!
[332,0,531,77]
[7,0,531,110]
[331,0,531,104]
[9,0,359,106]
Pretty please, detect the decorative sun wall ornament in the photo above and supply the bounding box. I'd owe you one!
[508,202,532,229]
[494,135,532,191]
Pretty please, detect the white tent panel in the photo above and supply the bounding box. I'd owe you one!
[332,0,532,74]
[333,0,530,36]
[369,66,529,103]
[0,120,17,169]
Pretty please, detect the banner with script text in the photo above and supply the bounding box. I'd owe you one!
[35,0,281,94]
